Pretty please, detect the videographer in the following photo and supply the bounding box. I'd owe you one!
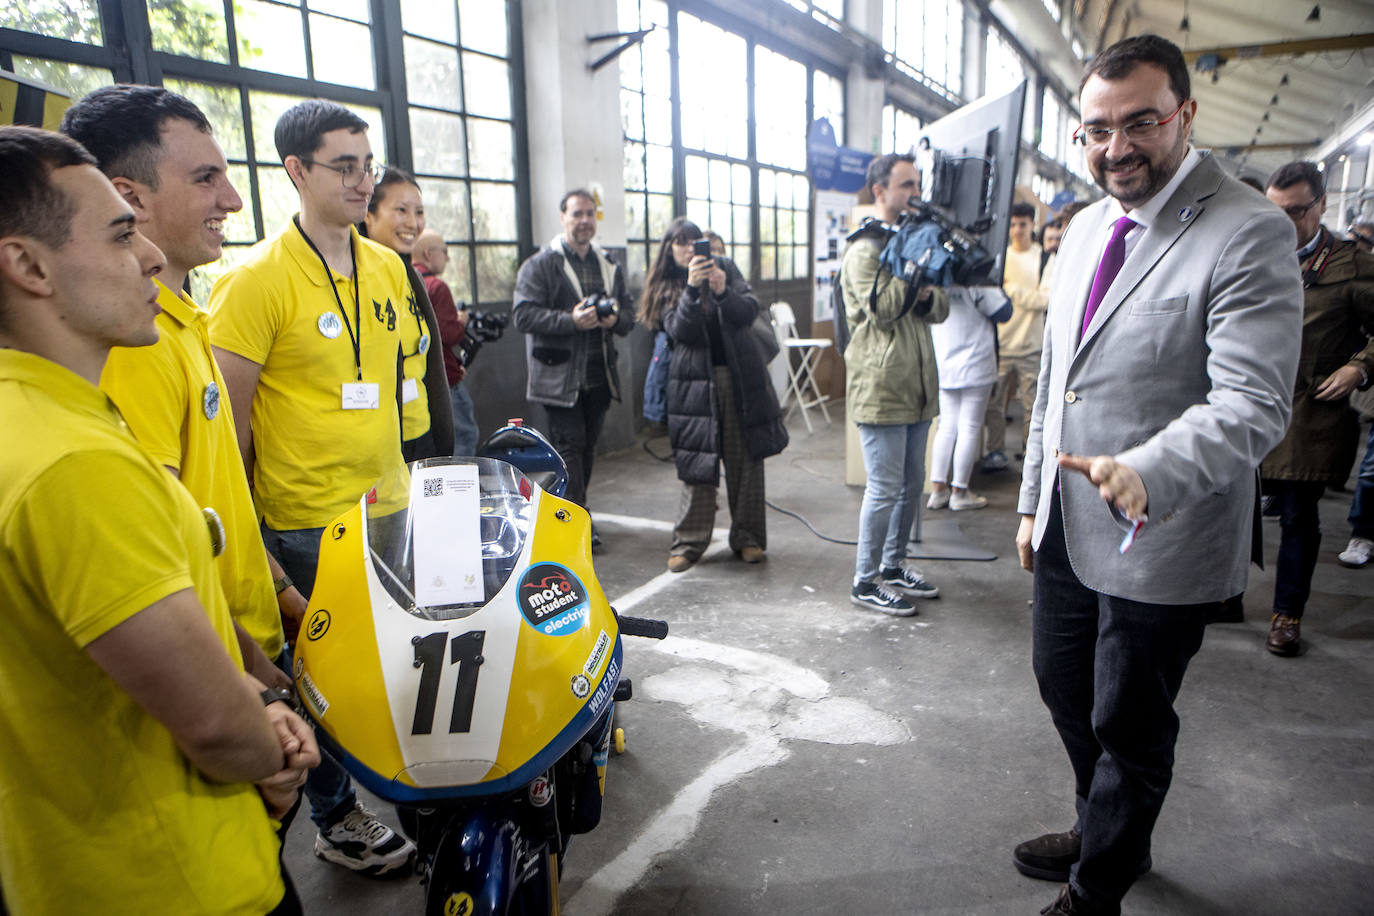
[513,188,634,543]
[414,228,480,456]
[842,152,949,616]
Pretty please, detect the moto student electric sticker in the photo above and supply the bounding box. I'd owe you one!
[517,563,590,636]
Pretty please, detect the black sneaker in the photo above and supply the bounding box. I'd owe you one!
[880,566,939,599]
[851,581,916,616]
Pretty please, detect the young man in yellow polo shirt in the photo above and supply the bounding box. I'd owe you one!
[62,85,300,692]
[209,99,417,874]
[0,126,318,915]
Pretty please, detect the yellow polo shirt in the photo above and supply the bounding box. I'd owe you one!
[102,280,284,659]
[0,351,283,915]
[208,221,410,530]
[400,286,432,442]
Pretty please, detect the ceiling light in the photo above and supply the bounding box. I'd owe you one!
[1279,73,1290,86]
[1180,15,1190,31]
[1271,94,1280,105]
[1211,71,1219,83]
[1307,5,1320,22]
[1262,112,1270,121]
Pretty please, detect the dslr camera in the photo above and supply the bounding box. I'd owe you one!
[586,292,619,319]
[457,308,509,367]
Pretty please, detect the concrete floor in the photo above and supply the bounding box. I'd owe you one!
[283,410,1374,915]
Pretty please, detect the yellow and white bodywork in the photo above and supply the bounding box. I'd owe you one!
[294,457,622,801]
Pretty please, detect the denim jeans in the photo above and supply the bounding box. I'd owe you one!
[1349,421,1374,540]
[451,381,480,457]
[1267,479,1325,617]
[854,420,930,584]
[1032,492,1207,911]
[263,523,357,829]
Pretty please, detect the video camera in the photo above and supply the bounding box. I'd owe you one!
[458,309,509,368]
[896,195,995,287]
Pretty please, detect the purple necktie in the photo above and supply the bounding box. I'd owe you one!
[1080,216,1137,341]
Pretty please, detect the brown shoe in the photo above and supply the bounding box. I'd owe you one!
[667,555,694,573]
[739,546,765,564]
[1267,614,1301,656]
[1040,884,1108,915]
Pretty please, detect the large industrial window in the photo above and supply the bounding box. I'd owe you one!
[882,0,963,103]
[784,0,844,31]
[1,0,527,308]
[881,102,923,155]
[617,2,843,302]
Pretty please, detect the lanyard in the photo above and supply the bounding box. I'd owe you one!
[295,217,363,380]
[1300,227,1335,290]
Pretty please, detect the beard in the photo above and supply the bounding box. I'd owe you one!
[1091,132,1188,208]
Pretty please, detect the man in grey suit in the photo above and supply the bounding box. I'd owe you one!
[1011,35,1302,916]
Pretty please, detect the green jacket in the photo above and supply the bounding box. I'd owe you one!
[841,234,949,425]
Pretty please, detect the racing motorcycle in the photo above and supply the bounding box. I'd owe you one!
[294,422,667,914]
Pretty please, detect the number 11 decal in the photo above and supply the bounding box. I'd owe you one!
[411,630,486,735]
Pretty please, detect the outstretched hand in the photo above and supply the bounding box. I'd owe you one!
[1058,452,1148,521]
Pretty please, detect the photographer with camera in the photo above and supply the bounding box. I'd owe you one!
[640,218,787,572]
[414,228,481,456]
[843,152,949,616]
[513,189,634,541]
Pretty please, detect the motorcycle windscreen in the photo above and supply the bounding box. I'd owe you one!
[297,458,622,802]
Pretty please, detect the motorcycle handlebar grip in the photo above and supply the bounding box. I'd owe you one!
[615,614,669,640]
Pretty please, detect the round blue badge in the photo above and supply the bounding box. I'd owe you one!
[202,381,220,420]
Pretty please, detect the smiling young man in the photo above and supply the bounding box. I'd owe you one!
[208,98,416,875]
[0,125,317,915]
[1012,36,1302,915]
[60,84,298,695]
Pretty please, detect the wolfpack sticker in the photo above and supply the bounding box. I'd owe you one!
[518,563,590,636]
[443,892,474,916]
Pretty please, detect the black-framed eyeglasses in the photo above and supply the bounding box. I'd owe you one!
[302,158,385,189]
[1281,198,1322,220]
[1073,100,1188,147]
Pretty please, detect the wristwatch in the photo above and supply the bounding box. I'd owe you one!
[260,686,293,707]
[273,573,293,595]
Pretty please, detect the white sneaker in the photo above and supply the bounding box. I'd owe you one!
[314,802,415,875]
[927,489,950,509]
[1338,537,1373,568]
[950,490,988,511]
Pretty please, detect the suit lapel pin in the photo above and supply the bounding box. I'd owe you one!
[1178,206,1194,222]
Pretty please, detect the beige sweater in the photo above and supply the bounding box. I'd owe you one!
[998,242,1048,358]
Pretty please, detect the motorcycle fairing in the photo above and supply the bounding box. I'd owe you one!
[297,466,623,803]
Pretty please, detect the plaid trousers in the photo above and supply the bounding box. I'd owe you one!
[671,365,767,558]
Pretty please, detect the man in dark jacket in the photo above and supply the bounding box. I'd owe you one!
[1262,161,1374,655]
[512,189,634,538]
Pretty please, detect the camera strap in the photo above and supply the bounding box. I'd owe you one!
[866,261,925,327]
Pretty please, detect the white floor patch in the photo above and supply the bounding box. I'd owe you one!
[564,536,910,915]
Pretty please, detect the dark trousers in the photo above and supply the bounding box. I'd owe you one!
[1032,493,1207,911]
[543,384,612,509]
[1267,479,1326,617]
[671,366,766,558]
[262,523,358,830]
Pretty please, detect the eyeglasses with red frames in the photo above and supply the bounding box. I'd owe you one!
[1073,99,1189,147]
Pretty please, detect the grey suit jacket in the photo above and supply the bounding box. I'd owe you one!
[1018,153,1302,604]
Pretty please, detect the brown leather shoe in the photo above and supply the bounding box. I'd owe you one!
[667,555,694,573]
[1040,884,1111,915]
[739,546,765,564]
[1267,614,1301,656]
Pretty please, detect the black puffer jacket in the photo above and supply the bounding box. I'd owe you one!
[663,257,788,485]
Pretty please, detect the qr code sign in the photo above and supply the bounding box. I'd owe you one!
[423,477,444,497]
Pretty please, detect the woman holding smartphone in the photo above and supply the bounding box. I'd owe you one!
[638,218,788,572]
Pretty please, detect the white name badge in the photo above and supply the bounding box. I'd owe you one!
[341,382,380,410]
[402,377,420,403]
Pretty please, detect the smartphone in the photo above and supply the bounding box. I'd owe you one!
[693,238,712,259]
